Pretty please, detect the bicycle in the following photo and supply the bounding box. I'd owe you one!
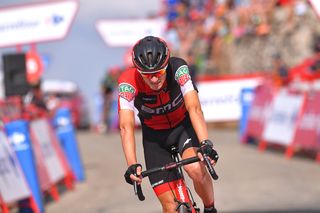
[132,145,219,213]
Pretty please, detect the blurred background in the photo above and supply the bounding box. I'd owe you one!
[1,0,319,131]
[0,0,162,130]
[1,1,320,212]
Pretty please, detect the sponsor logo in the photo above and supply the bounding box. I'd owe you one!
[119,83,136,102]
[177,184,186,201]
[183,138,192,148]
[0,20,38,32]
[52,15,64,25]
[175,65,191,86]
[141,93,183,115]
[142,95,157,104]
[9,132,29,151]
[299,113,320,130]
[57,117,70,126]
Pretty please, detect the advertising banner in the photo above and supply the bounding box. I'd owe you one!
[198,76,262,122]
[0,131,30,203]
[245,80,275,139]
[96,18,167,47]
[5,120,43,212]
[54,107,85,181]
[30,119,65,184]
[262,89,305,146]
[0,0,78,47]
[30,131,52,192]
[292,91,320,150]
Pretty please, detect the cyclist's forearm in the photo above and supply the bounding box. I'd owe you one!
[184,91,209,142]
[119,109,138,166]
[188,106,209,142]
[120,125,137,166]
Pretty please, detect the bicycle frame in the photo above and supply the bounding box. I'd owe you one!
[133,145,218,213]
[171,178,196,213]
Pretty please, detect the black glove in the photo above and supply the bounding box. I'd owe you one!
[124,164,142,185]
[199,140,219,163]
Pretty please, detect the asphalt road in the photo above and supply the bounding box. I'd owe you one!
[45,127,320,213]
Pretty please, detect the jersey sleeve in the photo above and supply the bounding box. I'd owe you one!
[118,71,137,111]
[173,59,196,96]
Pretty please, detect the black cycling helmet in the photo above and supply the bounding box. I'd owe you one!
[132,36,170,72]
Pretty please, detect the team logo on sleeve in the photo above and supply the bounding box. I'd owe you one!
[175,65,191,86]
[119,83,135,102]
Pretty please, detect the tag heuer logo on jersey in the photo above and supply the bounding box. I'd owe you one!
[175,65,191,86]
[119,83,135,102]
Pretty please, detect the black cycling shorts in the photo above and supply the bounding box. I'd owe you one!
[141,116,200,188]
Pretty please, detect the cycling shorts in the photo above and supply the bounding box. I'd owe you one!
[142,116,200,191]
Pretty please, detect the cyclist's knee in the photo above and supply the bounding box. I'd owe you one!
[157,191,177,213]
[184,162,206,182]
[161,202,177,213]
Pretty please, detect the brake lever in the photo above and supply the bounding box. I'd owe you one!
[203,155,219,180]
[133,176,145,201]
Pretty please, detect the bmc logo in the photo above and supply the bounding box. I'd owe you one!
[141,93,183,115]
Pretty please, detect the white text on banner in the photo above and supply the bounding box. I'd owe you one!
[198,77,262,122]
[30,119,65,183]
[262,89,304,146]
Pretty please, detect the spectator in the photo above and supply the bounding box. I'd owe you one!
[162,0,319,76]
[186,50,198,83]
[101,66,122,131]
[24,80,48,112]
[271,53,289,87]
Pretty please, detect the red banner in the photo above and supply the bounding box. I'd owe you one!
[292,91,320,151]
[245,79,275,140]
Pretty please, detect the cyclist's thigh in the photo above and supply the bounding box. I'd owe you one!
[178,120,200,155]
[142,133,181,188]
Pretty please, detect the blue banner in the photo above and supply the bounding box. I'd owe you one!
[5,120,44,213]
[239,88,255,140]
[54,108,85,182]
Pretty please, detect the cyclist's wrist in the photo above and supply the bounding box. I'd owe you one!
[200,139,213,147]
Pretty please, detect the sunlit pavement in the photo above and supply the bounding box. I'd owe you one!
[45,127,320,213]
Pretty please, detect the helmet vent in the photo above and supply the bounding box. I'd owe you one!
[147,52,153,67]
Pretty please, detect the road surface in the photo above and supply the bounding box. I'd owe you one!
[45,127,320,213]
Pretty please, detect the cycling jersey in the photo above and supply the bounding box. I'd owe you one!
[118,57,197,130]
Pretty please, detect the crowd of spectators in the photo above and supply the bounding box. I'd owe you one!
[96,66,123,133]
[96,0,320,132]
[161,0,320,77]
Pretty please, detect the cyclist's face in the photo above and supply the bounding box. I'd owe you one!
[139,69,167,90]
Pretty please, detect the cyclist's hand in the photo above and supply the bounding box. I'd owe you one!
[198,140,219,165]
[124,163,142,185]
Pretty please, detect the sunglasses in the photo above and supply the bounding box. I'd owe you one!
[138,67,167,79]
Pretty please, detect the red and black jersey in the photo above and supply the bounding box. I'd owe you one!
[118,57,197,130]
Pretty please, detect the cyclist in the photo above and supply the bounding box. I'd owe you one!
[118,36,219,213]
